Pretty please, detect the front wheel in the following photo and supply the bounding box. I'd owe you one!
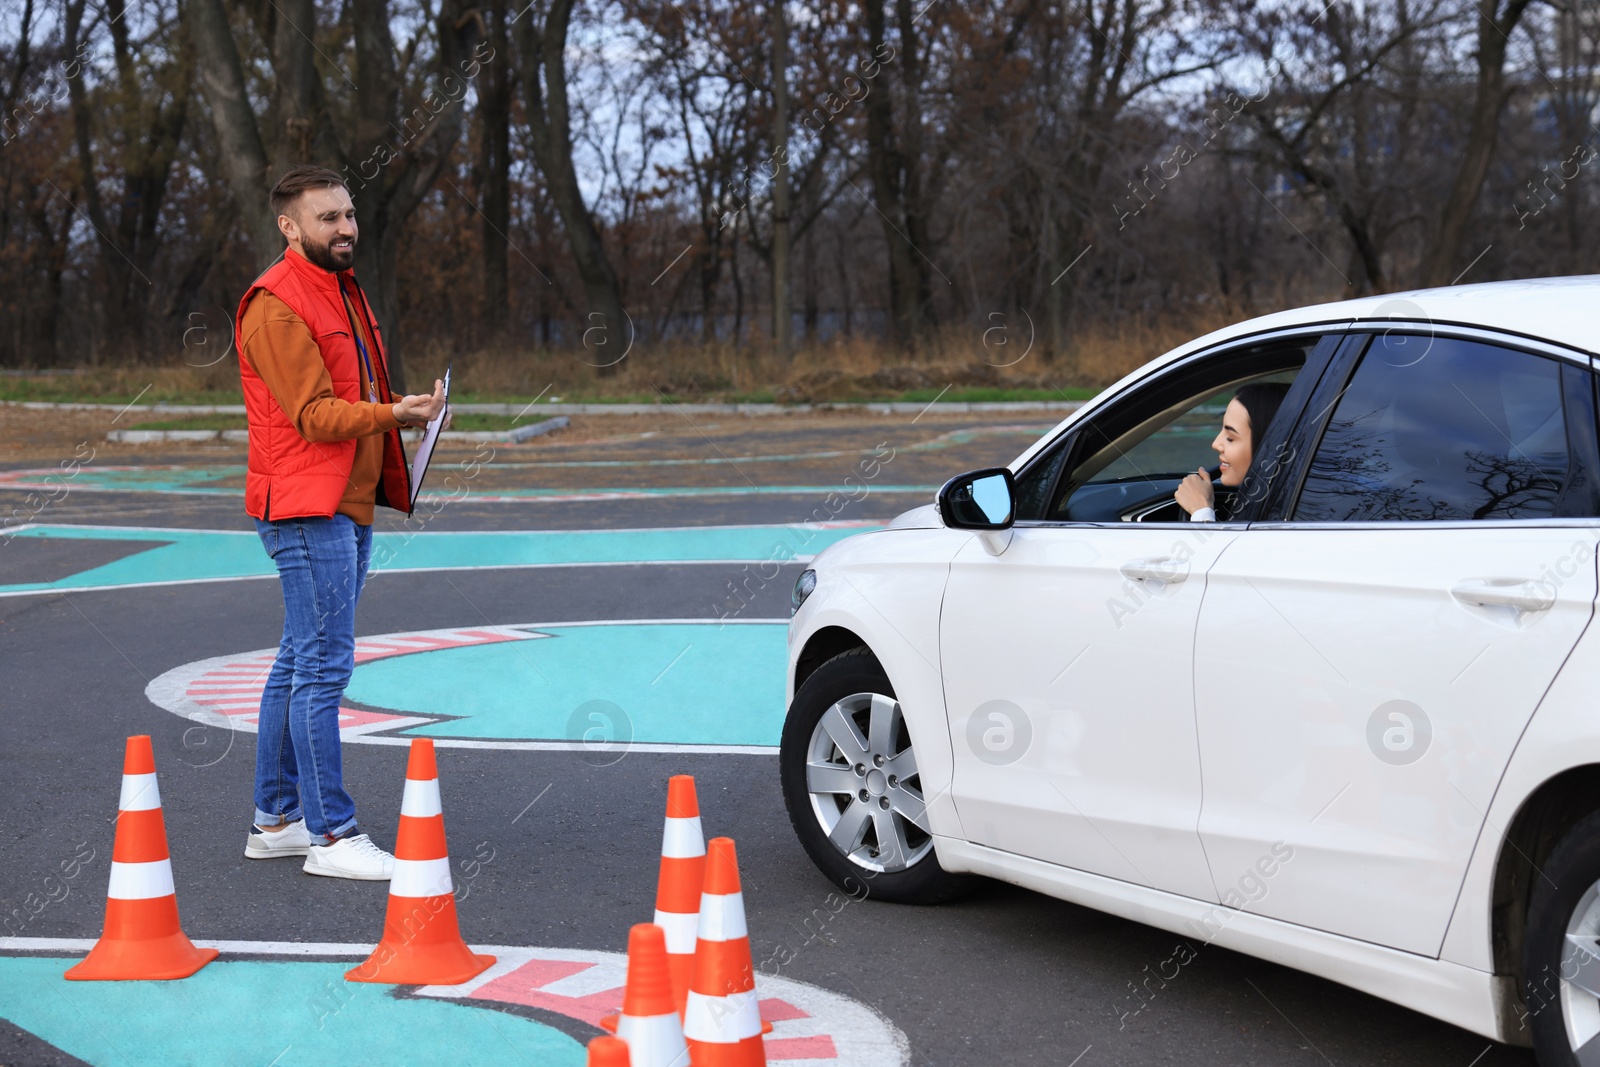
[1523,810,1600,1064]
[779,647,973,904]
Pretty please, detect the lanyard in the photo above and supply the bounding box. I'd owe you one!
[338,276,379,403]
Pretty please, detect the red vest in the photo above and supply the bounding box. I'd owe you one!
[235,247,412,520]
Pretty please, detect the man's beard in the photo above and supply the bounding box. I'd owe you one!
[302,232,356,272]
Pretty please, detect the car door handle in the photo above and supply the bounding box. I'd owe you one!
[1449,578,1555,613]
[1120,557,1190,584]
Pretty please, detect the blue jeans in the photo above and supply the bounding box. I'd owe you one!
[252,514,371,840]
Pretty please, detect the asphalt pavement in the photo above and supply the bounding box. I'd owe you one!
[0,412,1538,1066]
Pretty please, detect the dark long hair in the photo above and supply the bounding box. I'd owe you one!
[1233,382,1291,450]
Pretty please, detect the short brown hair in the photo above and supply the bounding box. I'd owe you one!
[269,165,349,221]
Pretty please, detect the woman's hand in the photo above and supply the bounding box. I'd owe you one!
[1175,467,1214,514]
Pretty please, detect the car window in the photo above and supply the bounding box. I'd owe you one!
[1089,394,1255,483]
[1293,336,1589,521]
[1051,345,1309,522]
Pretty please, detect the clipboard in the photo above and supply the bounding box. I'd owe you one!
[408,363,451,510]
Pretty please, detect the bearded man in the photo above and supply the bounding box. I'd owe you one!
[234,165,446,880]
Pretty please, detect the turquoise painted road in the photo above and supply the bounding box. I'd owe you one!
[0,956,585,1067]
[0,464,935,499]
[348,623,788,746]
[0,523,876,595]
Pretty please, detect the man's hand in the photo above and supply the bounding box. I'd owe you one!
[392,380,446,428]
[1174,466,1214,514]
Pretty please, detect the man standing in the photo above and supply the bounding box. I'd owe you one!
[235,165,445,880]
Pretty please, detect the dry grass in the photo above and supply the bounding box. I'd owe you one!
[0,360,245,404]
[405,307,1238,404]
[1,307,1240,405]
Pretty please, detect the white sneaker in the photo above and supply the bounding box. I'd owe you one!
[245,820,312,860]
[303,833,394,880]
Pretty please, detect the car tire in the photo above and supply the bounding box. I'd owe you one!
[780,647,973,904]
[1523,809,1600,1064]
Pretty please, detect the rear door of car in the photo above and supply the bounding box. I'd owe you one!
[1191,328,1600,955]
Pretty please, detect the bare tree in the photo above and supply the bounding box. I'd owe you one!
[1241,0,1451,291]
[770,0,792,354]
[477,0,514,334]
[188,0,484,387]
[1420,0,1537,284]
[187,0,278,264]
[516,0,629,374]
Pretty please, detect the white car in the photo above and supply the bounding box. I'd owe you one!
[781,277,1600,1065]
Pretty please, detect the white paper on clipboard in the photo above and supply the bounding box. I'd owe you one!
[407,363,451,510]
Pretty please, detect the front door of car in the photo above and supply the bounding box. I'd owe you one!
[940,335,1331,900]
[1193,332,1600,955]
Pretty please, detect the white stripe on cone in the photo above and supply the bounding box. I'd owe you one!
[652,909,699,954]
[118,772,161,812]
[683,989,762,1042]
[660,815,705,859]
[400,778,443,818]
[617,1011,691,1067]
[106,859,175,900]
[695,892,747,941]
[390,856,453,898]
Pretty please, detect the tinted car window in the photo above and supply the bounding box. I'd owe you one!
[1294,336,1577,521]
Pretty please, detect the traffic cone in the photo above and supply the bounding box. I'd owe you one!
[346,739,494,985]
[65,735,217,980]
[587,1036,631,1066]
[683,837,767,1066]
[654,774,706,1015]
[599,924,690,1067]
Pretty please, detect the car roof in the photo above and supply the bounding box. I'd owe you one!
[1190,274,1600,356]
[1011,275,1600,471]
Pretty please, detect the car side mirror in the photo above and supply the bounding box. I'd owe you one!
[939,468,1016,554]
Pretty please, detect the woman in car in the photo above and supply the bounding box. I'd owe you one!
[1175,382,1290,522]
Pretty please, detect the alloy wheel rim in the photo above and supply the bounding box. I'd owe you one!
[804,691,932,874]
[1559,882,1600,1057]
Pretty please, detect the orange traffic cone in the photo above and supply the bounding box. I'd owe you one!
[346,739,494,985]
[599,924,690,1067]
[654,774,706,1015]
[65,736,217,981]
[587,1036,631,1066]
[683,837,767,1066]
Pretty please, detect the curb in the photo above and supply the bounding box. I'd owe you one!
[11,398,1084,418]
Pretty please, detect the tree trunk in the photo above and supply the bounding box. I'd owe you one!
[270,0,318,175]
[478,2,512,336]
[862,0,926,349]
[63,0,128,338]
[1042,194,1063,359]
[893,0,935,334]
[189,0,278,269]
[803,225,818,340]
[1420,0,1533,286]
[770,0,793,356]
[516,0,629,374]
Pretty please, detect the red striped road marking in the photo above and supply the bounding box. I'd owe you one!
[148,626,537,740]
[416,945,908,1065]
[145,621,785,755]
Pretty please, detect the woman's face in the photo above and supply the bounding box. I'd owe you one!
[1212,398,1253,487]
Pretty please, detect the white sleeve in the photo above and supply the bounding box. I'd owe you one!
[1190,507,1216,523]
